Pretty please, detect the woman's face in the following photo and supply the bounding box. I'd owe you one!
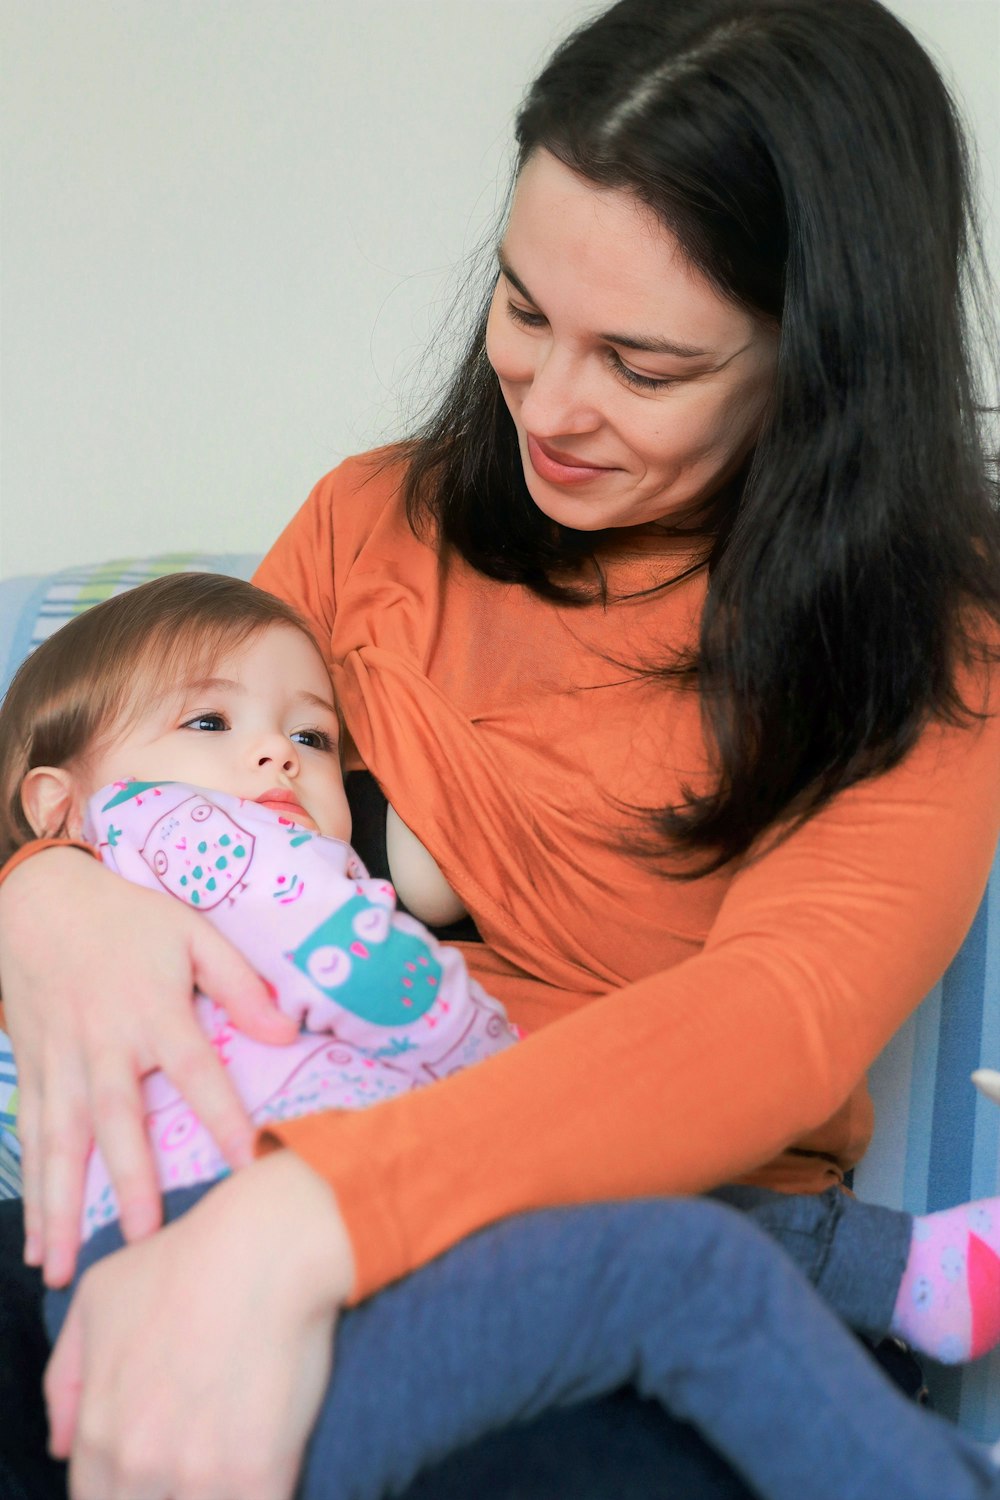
[485,150,778,532]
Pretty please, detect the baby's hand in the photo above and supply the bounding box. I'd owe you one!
[971,1068,1000,1105]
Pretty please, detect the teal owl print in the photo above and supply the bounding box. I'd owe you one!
[290,895,442,1027]
[139,795,256,911]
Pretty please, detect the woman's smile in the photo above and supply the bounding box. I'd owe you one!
[525,433,618,485]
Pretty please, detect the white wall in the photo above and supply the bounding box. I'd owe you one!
[1,0,997,578]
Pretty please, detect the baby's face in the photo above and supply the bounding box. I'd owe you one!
[82,624,351,841]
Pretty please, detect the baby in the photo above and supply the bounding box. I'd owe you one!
[0,571,516,1242]
[1,571,999,1385]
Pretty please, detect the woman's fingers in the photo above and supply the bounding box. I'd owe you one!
[43,1294,83,1461]
[0,850,295,1271]
[16,1071,44,1264]
[45,1155,352,1500]
[85,1055,163,1249]
[190,922,298,1047]
[39,1049,93,1286]
[155,1018,258,1172]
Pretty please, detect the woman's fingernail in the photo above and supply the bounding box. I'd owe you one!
[24,1233,41,1266]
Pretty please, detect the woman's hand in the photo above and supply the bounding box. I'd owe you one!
[45,1150,355,1500]
[0,849,297,1286]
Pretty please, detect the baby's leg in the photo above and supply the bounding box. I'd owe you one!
[715,1183,1000,1366]
[710,1184,912,1342]
[307,1199,999,1500]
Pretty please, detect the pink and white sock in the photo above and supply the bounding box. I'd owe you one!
[890,1199,1000,1363]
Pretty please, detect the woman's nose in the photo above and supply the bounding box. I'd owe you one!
[519,344,597,436]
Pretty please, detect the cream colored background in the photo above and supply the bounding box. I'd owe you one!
[1,0,997,577]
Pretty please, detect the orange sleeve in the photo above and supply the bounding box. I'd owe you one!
[252,472,339,646]
[0,838,100,891]
[262,692,1000,1302]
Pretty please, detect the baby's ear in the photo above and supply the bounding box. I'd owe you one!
[19,766,84,840]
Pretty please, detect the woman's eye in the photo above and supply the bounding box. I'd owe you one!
[607,351,678,392]
[183,713,227,732]
[291,728,335,752]
[506,299,547,329]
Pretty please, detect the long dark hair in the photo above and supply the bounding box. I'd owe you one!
[403,0,1000,872]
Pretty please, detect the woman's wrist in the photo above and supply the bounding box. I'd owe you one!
[227,1148,357,1310]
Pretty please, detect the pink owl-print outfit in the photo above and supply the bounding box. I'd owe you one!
[79,780,518,1241]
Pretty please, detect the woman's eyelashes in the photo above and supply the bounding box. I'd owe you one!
[608,354,678,393]
[504,299,678,393]
[505,298,546,330]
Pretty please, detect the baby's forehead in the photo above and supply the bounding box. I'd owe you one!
[164,629,334,702]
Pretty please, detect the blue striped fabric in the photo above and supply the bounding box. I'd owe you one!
[0,1031,19,1198]
[0,552,259,699]
[856,859,1000,1436]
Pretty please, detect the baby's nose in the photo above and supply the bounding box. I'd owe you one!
[258,752,296,771]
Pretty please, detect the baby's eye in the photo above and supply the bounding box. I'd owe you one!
[291,728,335,752]
[182,713,228,732]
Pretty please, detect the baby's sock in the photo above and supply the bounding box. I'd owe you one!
[890,1199,1000,1363]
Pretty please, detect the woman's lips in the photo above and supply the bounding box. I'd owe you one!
[526,433,616,486]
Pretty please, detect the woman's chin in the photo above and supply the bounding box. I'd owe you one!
[523,475,624,533]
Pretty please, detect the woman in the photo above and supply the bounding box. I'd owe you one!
[2,0,999,1496]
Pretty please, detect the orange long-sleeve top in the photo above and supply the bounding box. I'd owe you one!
[253,448,1000,1303]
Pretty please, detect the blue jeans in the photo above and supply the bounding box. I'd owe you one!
[44,1188,1000,1500]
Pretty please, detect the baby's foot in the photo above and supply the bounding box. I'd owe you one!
[890,1199,1000,1363]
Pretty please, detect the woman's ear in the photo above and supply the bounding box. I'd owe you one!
[19,766,84,839]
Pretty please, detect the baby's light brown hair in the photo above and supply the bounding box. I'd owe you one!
[0,573,323,864]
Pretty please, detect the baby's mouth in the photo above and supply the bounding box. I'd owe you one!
[255,790,317,830]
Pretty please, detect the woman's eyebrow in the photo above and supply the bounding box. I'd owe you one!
[497,250,712,359]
